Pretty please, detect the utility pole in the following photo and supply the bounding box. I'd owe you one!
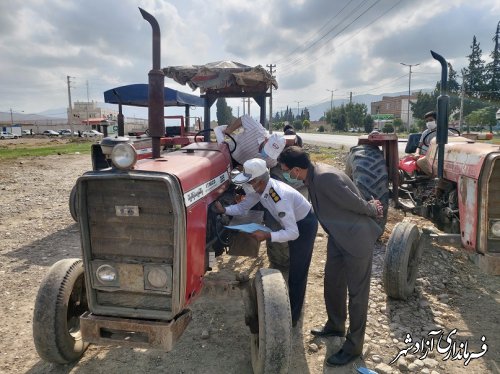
[326,89,336,130]
[247,98,250,116]
[86,80,90,131]
[242,98,246,115]
[67,76,75,136]
[267,63,276,133]
[400,62,420,132]
[295,101,302,120]
[9,108,13,126]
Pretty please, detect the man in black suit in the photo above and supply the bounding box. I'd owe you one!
[277,146,383,366]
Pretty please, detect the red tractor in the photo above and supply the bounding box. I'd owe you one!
[33,8,291,374]
[346,51,500,300]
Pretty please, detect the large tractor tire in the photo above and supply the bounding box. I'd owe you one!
[33,258,89,364]
[250,269,292,374]
[69,184,78,222]
[345,145,389,231]
[383,222,424,300]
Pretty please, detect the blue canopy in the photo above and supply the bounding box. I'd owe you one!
[103,84,204,107]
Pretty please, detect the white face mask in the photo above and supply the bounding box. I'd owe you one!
[426,121,436,131]
[242,183,256,195]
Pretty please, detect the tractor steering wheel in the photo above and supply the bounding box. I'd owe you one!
[422,127,461,147]
[194,128,237,154]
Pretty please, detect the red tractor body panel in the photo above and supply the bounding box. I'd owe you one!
[134,142,232,306]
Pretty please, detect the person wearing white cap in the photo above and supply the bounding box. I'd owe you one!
[214,115,285,168]
[213,158,318,327]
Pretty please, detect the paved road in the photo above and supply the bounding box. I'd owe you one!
[297,132,409,154]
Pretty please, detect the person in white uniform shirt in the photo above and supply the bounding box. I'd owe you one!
[214,115,285,168]
[213,158,318,327]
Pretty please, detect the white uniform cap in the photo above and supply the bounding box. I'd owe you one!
[263,133,286,160]
[232,158,268,184]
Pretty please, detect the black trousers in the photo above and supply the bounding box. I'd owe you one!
[288,210,318,323]
[325,236,373,355]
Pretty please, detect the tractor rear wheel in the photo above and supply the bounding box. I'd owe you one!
[383,222,424,300]
[345,145,389,231]
[250,268,291,374]
[33,258,89,363]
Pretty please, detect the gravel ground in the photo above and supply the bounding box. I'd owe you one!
[0,138,499,373]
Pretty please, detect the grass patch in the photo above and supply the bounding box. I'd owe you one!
[0,141,94,160]
[304,144,348,167]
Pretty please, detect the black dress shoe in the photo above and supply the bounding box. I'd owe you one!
[310,326,345,337]
[326,349,359,366]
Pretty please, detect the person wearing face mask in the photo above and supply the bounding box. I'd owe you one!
[214,115,285,169]
[277,146,384,366]
[418,111,437,155]
[213,158,318,328]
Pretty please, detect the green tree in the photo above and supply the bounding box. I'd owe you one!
[462,36,486,99]
[393,118,403,132]
[216,98,233,126]
[465,106,498,128]
[363,114,374,133]
[293,119,303,130]
[345,103,368,129]
[303,107,310,121]
[485,21,500,103]
[303,119,310,132]
[318,125,325,132]
[382,123,395,133]
[410,91,437,119]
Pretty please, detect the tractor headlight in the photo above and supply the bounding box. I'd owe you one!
[490,220,500,238]
[147,268,168,288]
[144,265,172,293]
[111,143,137,170]
[96,264,118,283]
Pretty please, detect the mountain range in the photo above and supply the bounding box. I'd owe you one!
[1,89,433,124]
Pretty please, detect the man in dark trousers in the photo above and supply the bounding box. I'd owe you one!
[277,146,383,366]
[213,158,318,327]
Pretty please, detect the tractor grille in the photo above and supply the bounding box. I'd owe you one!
[86,179,175,259]
[488,158,500,253]
[81,176,180,320]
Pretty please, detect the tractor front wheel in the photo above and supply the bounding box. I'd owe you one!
[33,258,89,364]
[383,222,424,300]
[249,268,291,374]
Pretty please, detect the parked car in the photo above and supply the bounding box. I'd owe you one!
[22,130,33,136]
[82,130,104,137]
[0,131,18,139]
[43,130,60,137]
[59,129,78,136]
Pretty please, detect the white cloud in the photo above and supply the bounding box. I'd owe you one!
[0,0,498,117]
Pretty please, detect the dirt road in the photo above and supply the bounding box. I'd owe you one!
[0,138,499,373]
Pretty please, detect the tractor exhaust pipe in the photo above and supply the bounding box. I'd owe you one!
[431,50,449,179]
[140,7,164,158]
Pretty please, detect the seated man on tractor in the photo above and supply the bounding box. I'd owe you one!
[418,111,437,155]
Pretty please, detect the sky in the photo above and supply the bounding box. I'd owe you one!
[1,0,499,121]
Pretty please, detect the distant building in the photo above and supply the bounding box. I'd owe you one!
[69,101,118,127]
[371,95,417,128]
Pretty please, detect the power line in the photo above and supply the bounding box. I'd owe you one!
[280,0,381,71]
[280,0,402,77]
[275,0,357,64]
